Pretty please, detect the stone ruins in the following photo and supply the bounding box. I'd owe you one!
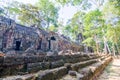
[0,16,112,80]
[0,16,84,56]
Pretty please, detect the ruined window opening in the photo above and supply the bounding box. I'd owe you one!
[37,39,42,50]
[51,36,56,40]
[48,40,51,50]
[47,37,51,50]
[0,39,2,50]
[15,40,21,50]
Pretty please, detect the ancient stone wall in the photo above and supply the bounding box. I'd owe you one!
[0,16,40,52]
[0,16,83,53]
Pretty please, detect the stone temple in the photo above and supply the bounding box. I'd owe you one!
[0,16,83,55]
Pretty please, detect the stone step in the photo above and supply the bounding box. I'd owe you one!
[0,55,109,80]
[59,56,112,80]
[0,54,106,77]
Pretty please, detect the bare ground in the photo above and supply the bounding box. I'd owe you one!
[98,59,120,80]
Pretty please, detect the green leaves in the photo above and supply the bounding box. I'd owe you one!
[36,0,59,29]
[82,9,104,51]
[5,0,59,29]
[16,3,42,26]
[72,0,83,5]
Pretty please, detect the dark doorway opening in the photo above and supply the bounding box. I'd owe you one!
[15,41,21,50]
[37,40,42,50]
[48,40,51,50]
[51,36,56,41]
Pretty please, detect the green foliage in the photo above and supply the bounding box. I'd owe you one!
[83,10,103,37]
[48,25,58,32]
[5,0,59,29]
[63,11,85,41]
[82,37,95,46]
[17,4,41,26]
[36,0,59,29]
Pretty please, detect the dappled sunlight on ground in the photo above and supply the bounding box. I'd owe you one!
[98,59,120,80]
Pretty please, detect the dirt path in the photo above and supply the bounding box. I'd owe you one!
[98,59,120,80]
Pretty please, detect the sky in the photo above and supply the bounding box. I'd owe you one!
[0,0,78,24]
[17,0,78,24]
[0,0,107,24]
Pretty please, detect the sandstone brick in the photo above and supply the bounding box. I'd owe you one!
[41,62,50,69]
[36,70,54,80]
[71,59,97,71]
[52,67,68,79]
[51,60,64,68]
[27,63,43,73]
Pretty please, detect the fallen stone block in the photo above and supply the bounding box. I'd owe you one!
[68,70,77,76]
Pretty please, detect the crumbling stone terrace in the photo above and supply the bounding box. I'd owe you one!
[0,53,112,80]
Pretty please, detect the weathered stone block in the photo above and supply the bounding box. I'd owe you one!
[41,62,50,69]
[36,70,54,80]
[68,70,77,76]
[24,56,37,63]
[79,57,89,61]
[53,67,68,79]
[72,54,81,58]
[51,60,64,68]
[14,57,24,65]
[29,56,38,63]
[16,78,23,80]
[72,58,79,63]
[44,56,55,62]
[71,59,97,71]
[36,56,44,62]
[3,56,15,65]
[77,56,112,80]
[27,63,43,73]
[23,74,35,80]
[45,55,63,62]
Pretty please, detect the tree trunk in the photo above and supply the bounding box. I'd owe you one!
[115,43,120,55]
[112,43,116,56]
[106,42,112,54]
[96,43,99,54]
[103,40,107,54]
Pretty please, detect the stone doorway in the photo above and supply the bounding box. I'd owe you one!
[15,40,21,50]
